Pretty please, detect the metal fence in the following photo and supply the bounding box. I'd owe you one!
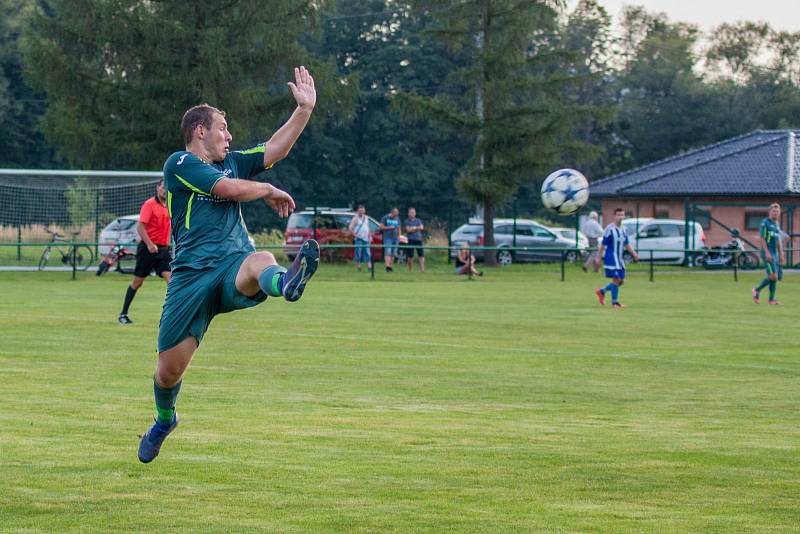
[1,240,788,283]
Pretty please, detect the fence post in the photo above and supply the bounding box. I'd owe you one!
[467,243,473,280]
[447,203,453,264]
[560,250,565,282]
[649,250,654,282]
[733,251,738,282]
[94,189,101,258]
[71,238,77,281]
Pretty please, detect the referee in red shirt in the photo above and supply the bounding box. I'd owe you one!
[119,179,172,324]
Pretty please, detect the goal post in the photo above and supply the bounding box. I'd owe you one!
[0,169,162,265]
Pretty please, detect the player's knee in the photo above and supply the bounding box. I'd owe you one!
[156,362,184,387]
[131,277,144,289]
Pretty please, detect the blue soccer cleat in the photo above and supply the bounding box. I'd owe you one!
[283,239,320,302]
[138,414,178,463]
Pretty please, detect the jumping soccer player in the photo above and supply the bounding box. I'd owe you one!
[752,202,784,305]
[595,208,638,308]
[138,66,319,463]
[118,179,171,325]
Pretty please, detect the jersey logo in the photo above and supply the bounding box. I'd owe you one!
[177,154,188,165]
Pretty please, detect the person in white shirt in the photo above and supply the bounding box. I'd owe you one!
[581,211,604,272]
[348,205,372,271]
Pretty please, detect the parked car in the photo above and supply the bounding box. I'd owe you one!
[551,227,589,251]
[621,218,706,264]
[450,218,584,265]
[284,208,403,263]
[99,215,140,255]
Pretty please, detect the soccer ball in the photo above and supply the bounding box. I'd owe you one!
[540,168,589,216]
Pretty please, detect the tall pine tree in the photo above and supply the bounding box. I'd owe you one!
[400,0,600,265]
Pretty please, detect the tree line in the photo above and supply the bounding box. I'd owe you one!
[1,0,798,259]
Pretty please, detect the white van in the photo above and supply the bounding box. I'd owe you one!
[622,218,705,264]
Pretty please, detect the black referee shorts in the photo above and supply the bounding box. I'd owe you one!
[134,242,172,278]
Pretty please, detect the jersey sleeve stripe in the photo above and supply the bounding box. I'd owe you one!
[175,173,218,196]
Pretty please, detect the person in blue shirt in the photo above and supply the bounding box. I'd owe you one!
[752,203,784,305]
[379,207,400,272]
[595,208,639,308]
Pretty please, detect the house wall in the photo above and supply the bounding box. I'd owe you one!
[600,197,800,252]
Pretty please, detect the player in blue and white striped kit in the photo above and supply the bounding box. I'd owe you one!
[595,208,639,308]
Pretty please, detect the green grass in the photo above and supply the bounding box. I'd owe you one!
[1,264,798,532]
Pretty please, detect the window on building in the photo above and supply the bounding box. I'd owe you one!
[745,211,768,231]
[693,208,712,230]
[654,203,670,219]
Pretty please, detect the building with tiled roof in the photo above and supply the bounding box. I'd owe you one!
[590,130,800,248]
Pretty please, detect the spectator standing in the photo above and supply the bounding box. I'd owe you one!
[379,207,400,272]
[404,207,425,272]
[581,211,603,273]
[118,179,172,324]
[348,204,372,271]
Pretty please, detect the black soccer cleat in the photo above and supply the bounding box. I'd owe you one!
[118,314,133,325]
[282,239,320,302]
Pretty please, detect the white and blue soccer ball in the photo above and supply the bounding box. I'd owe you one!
[540,168,590,216]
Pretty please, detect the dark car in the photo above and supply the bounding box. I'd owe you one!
[450,218,583,265]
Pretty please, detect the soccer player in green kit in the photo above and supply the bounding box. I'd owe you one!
[138,66,319,463]
[752,202,784,305]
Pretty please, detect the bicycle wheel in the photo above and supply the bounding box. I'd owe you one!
[38,247,51,271]
[73,246,94,271]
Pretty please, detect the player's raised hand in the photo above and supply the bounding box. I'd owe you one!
[264,185,296,218]
[288,66,316,111]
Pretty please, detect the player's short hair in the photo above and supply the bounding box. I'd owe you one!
[614,208,625,215]
[770,202,781,210]
[357,204,365,210]
[181,104,226,145]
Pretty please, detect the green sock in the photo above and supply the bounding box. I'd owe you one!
[769,280,776,301]
[153,378,181,424]
[258,265,287,297]
[756,278,770,292]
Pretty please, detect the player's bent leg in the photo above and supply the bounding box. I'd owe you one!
[160,271,172,283]
[236,251,279,297]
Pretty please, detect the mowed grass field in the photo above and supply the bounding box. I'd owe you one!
[1,264,798,532]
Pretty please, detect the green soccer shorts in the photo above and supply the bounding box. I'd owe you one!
[157,252,267,352]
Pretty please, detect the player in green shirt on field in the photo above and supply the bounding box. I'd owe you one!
[752,202,784,305]
[138,66,320,463]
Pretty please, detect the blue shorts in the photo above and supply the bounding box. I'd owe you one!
[354,238,371,263]
[604,268,626,280]
[157,252,268,352]
[383,237,398,257]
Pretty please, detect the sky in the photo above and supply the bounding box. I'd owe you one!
[572,0,800,33]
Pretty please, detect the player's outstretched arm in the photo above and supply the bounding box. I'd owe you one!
[263,66,316,169]
[212,179,295,217]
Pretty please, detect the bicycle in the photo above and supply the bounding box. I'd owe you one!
[38,228,94,271]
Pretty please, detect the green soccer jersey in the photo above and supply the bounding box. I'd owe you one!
[162,145,268,270]
[760,217,781,255]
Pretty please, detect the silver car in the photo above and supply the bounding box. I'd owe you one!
[98,215,140,255]
[450,218,584,265]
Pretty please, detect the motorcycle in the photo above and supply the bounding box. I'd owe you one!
[700,229,760,270]
[96,243,136,276]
